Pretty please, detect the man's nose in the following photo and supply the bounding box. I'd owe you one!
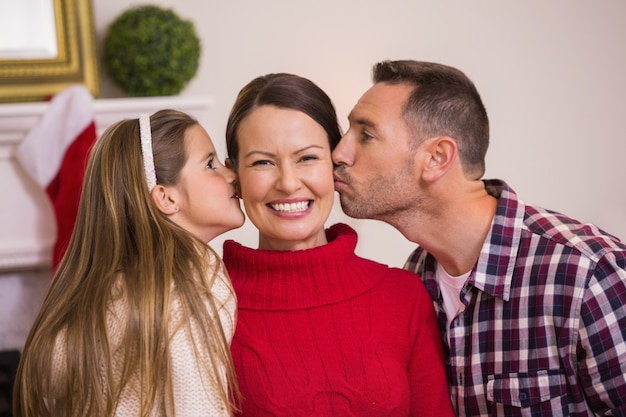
[331,133,354,167]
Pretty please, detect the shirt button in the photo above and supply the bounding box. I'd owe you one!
[519,391,528,402]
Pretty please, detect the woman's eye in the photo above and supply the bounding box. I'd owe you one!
[361,131,374,142]
[206,158,216,170]
[251,159,272,166]
[300,155,319,162]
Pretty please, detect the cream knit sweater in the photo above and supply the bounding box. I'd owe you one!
[51,260,236,416]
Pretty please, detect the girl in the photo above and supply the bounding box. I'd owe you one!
[14,109,244,416]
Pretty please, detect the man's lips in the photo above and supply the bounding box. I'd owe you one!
[333,174,347,189]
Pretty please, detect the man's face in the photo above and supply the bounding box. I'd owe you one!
[332,82,421,222]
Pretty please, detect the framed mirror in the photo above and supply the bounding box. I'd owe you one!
[0,0,100,102]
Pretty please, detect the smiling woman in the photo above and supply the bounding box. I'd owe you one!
[220,72,456,417]
[0,0,99,102]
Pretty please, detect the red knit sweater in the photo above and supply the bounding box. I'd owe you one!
[223,223,454,417]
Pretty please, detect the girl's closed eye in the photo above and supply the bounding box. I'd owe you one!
[206,152,228,170]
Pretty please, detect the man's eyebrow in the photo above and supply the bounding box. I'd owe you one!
[347,111,376,129]
[352,117,376,129]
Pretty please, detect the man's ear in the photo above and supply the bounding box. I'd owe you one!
[151,184,179,215]
[420,136,458,182]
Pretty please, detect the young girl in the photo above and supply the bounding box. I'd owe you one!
[13,109,245,416]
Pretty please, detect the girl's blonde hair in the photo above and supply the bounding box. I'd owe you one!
[14,109,239,416]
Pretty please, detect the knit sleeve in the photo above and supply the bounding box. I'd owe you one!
[406,276,456,417]
[168,289,233,417]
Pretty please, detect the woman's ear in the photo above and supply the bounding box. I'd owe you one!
[151,184,179,215]
[420,136,458,182]
[225,158,242,197]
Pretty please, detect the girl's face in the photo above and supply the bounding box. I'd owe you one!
[235,105,335,251]
[169,124,244,242]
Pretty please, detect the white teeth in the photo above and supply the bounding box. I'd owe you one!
[270,201,310,212]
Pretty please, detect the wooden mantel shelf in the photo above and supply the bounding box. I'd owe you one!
[0,95,215,271]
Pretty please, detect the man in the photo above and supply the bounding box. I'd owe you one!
[332,59,626,416]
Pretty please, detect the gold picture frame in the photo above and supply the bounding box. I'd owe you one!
[0,0,100,102]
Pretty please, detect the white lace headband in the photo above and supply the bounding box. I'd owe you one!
[139,113,157,192]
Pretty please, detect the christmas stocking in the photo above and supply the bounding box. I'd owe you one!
[15,85,97,271]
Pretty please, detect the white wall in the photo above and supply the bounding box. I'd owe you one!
[95,0,626,268]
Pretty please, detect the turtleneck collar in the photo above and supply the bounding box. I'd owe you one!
[223,223,388,310]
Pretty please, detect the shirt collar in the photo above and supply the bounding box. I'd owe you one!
[469,179,524,301]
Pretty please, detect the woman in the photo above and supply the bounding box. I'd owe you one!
[223,73,454,416]
[14,109,245,416]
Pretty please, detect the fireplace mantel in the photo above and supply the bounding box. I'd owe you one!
[0,95,215,271]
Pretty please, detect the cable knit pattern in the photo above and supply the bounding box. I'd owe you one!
[51,257,236,416]
[223,223,454,417]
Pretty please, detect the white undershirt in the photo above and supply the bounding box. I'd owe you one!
[436,263,471,341]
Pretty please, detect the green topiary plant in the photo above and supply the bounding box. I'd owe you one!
[103,5,201,97]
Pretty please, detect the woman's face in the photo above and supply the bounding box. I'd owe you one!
[235,105,335,251]
[169,124,245,242]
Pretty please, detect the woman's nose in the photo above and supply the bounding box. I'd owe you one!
[276,164,302,193]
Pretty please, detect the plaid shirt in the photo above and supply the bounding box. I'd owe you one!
[404,179,626,416]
